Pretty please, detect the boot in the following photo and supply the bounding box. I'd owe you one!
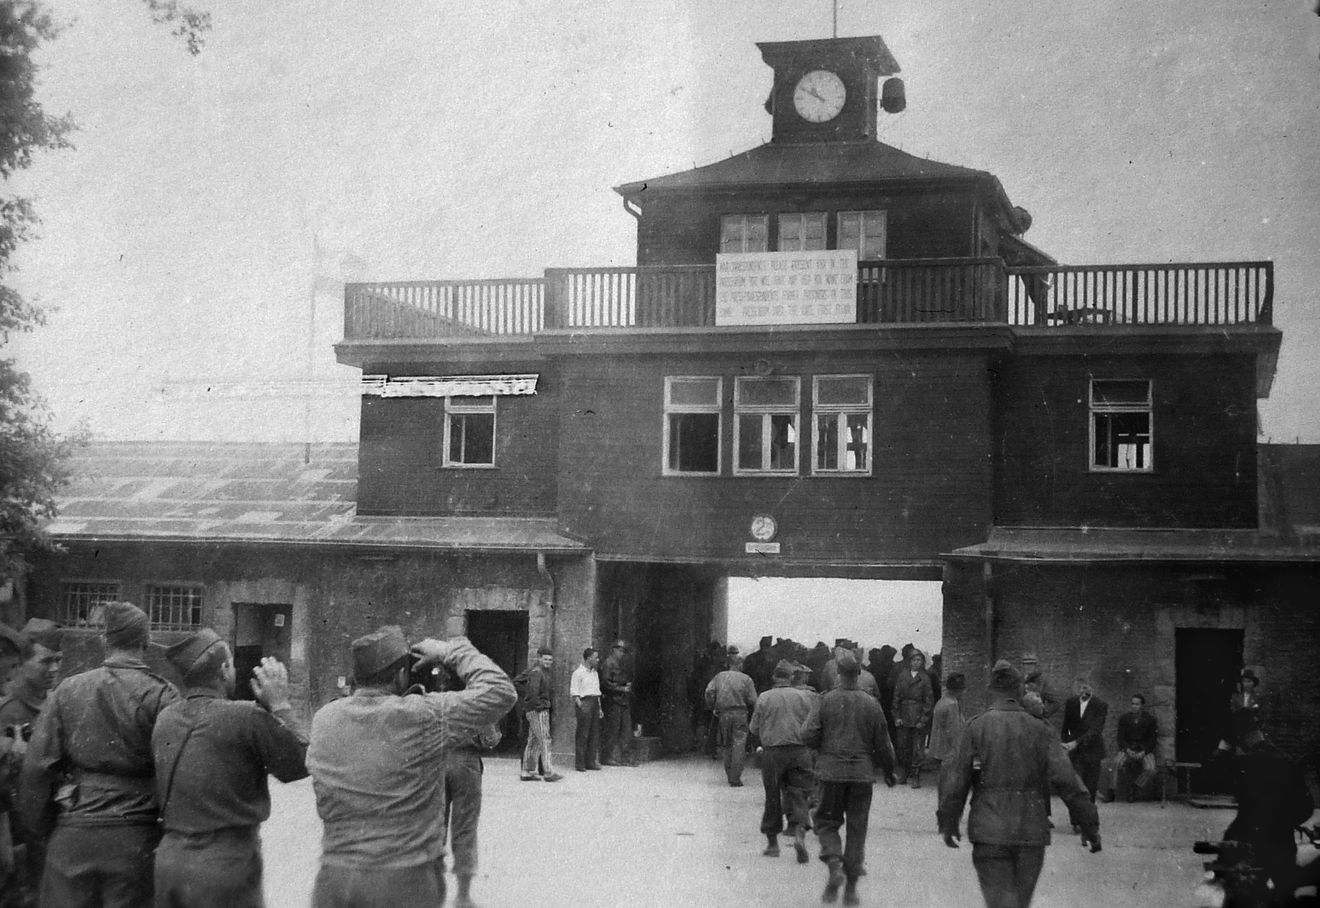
[763,834,780,857]
[843,879,860,906]
[793,826,810,864]
[454,874,478,908]
[822,857,845,903]
[909,769,921,789]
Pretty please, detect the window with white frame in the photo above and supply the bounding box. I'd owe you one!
[444,395,496,467]
[1090,379,1152,471]
[837,210,887,260]
[720,214,769,253]
[145,584,204,631]
[734,377,800,474]
[778,212,827,251]
[58,581,121,627]
[664,377,722,475]
[813,374,873,474]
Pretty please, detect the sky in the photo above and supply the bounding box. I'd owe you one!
[8,0,1320,444]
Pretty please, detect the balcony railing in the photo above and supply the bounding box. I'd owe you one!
[344,259,1272,340]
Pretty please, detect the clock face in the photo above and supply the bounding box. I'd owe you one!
[750,514,777,542]
[793,70,846,123]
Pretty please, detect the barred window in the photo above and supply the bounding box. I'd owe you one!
[145,584,204,631]
[58,581,122,627]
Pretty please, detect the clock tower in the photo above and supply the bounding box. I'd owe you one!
[758,35,902,144]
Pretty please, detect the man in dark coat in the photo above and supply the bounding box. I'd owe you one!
[19,602,179,908]
[742,636,776,694]
[151,628,308,907]
[891,649,934,787]
[801,651,895,906]
[600,640,634,765]
[1105,693,1159,803]
[938,660,1101,908]
[1061,676,1109,804]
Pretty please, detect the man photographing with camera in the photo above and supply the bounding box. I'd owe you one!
[306,622,516,908]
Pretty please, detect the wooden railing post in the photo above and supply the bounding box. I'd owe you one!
[543,269,567,329]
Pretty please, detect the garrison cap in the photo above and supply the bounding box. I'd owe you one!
[835,651,861,675]
[352,625,410,679]
[103,601,150,649]
[22,618,63,652]
[165,627,224,676]
[772,659,795,679]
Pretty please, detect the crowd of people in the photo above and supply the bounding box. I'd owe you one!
[0,608,1310,908]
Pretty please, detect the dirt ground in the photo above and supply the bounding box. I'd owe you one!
[261,753,1309,907]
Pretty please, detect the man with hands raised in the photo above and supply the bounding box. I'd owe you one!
[307,622,516,908]
[152,628,309,908]
[937,660,1100,908]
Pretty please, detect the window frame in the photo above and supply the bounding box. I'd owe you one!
[57,580,122,628]
[733,376,801,475]
[837,210,888,261]
[777,212,828,252]
[719,214,769,254]
[144,583,205,632]
[663,376,724,476]
[811,374,874,476]
[442,395,497,469]
[1089,378,1154,473]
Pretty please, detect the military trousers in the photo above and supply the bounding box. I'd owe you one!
[758,744,814,836]
[970,843,1046,908]
[813,780,873,880]
[442,749,483,877]
[312,862,444,908]
[155,826,264,908]
[41,822,160,908]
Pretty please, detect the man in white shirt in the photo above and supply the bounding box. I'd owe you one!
[571,648,603,772]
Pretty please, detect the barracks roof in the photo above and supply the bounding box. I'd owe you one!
[46,441,586,554]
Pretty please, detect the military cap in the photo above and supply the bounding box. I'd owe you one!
[835,651,861,675]
[945,672,967,692]
[22,618,63,652]
[536,645,553,656]
[103,601,150,649]
[772,659,795,679]
[726,644,740,656]
[351,625,410,679]
[990,659,1023,694]
[165,627,224,676]
[758,635,772,647]
[791,661,812,674]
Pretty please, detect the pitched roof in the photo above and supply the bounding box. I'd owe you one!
[47,441,586,553]
[614,140,993,197]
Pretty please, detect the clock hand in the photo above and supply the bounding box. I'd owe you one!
[808,88,825,102]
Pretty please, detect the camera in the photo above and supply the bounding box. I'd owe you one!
[2,722,32,742]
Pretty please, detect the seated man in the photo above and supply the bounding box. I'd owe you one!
[1103,694,1159,802]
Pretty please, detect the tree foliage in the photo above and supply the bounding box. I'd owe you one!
[0,1,209,580]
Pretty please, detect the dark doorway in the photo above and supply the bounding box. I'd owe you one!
[1175,627,1243,792]
[465,609,528,753]
[231,603,293,701]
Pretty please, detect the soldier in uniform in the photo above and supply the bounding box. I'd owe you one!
[151,627,308,907]
[19,601,179,907]
[600,639,635,766]
[0,619,62,907]
[306,625,515,908]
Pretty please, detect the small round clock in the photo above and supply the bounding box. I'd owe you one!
[750,514,778,542]
[793,70,846,123]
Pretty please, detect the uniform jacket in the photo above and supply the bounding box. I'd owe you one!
[749,684,814,747]
[601,653,633,706]
[801,686,895,782]
[891,668,934,728]
[937,698,1098,846]
[704,669,757,713]
[522,665,554,712]
[19,655,179,835]
[1115,709,1158,756]
[307,637,515,869]
[1061,695,1109,758]
[821,660,882,702]
[152,686,309,834]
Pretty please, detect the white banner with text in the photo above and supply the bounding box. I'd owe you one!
[715,250,858,326]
